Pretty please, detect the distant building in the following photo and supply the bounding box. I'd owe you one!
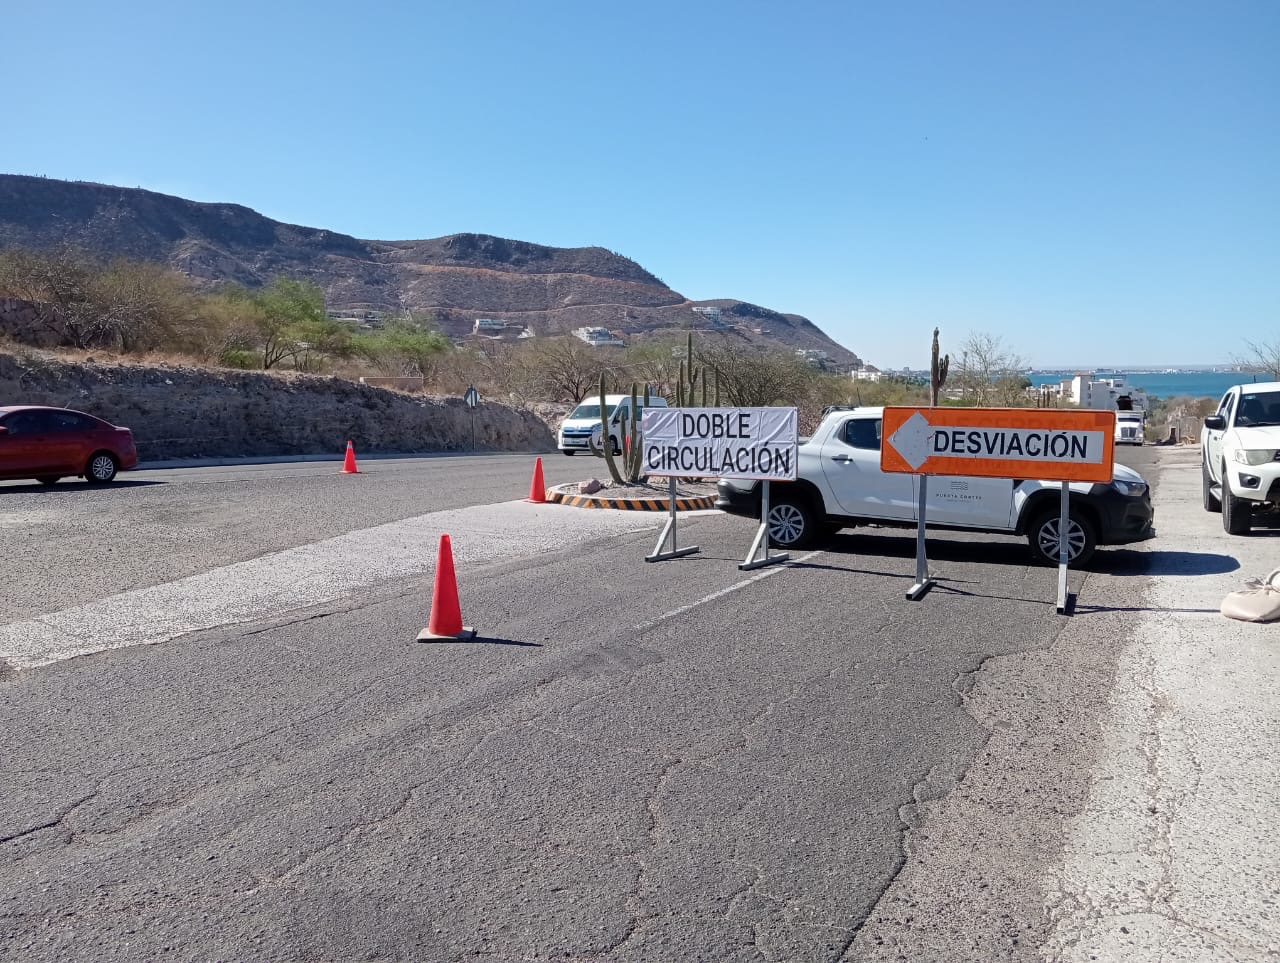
[1041,374,1150,411]
[473,318,531,340]
[573,326,626,347]
[851,365,884,382]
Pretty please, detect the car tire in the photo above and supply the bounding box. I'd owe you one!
[1027,507,1097,567]
[85,452,118,484]
[38,476,61,486]
[1221,463,1252,535]
[563,450,576,456]
[1202,457,1221,512]
[766,493,823,550]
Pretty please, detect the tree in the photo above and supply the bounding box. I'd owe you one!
[520,336,607,401]
[1234,339,1280,381]
[696,339,813,407]
[248,277,328,369]
[952,332,1029,406]
[0,246,108,349]
[358,313,452,383]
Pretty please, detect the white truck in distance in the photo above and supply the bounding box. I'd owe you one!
[1115,410,1145,445]
[715,406,1155,566]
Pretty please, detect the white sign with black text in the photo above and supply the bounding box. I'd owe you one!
[641,407,798,481]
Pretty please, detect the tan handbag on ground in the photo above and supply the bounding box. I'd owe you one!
[1221,568,1280,623]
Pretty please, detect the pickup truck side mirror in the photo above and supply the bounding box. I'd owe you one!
[1203,414,1226,431]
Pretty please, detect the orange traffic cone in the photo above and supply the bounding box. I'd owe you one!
[526,456,546,503]
[341,440,361,474]
[416,534,475,641]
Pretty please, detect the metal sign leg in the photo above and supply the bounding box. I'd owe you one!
[646,476,700,562]
[906,475,936,600]
[740,480,790,571]
[1056,484,1073,615]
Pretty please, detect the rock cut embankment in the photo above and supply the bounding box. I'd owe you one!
[0,350,557,461]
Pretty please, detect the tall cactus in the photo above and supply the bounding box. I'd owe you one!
[930,327,949,407]
[675,332,718,407]
[590,373,650,484]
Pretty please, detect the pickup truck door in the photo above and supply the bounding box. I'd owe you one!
[924,474,1016,529]
[820,415,917,521]
[1204,391,1233,476]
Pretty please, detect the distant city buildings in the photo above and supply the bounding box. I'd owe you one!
[850,364,884,382]
[1038,374,1149,411]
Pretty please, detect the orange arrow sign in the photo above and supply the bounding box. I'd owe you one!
[881,407,1117,483]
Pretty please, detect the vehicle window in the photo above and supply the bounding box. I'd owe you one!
[1,411,52,435]
[842,418,882,450]
[1221,393,1236,425]
[48,411,94,432]
[567,403,615,420]
[1217,392,1232,415]
[1237,390,1280,427]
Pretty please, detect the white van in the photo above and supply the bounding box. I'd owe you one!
[558,394,668,456]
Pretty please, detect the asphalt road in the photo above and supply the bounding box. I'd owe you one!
[1,447,1178,961]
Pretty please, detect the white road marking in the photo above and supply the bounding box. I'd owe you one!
[633,550,823,634]
[0,502,661,672]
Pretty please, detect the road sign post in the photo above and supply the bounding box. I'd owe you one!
[463,385,480,451]
[881,406,1116,614]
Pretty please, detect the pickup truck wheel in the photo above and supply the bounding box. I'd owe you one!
[1027,509,1097,567]
[766,495,819,550]
[1221,463,1252,535]
[1202,457,1221,512]
[563,450,576,456]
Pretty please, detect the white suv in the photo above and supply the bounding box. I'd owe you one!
[1201,382,1280,534]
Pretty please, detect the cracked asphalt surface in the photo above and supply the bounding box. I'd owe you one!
[6,447,1264,961]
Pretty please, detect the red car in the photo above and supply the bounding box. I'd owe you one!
[0,406,139,485]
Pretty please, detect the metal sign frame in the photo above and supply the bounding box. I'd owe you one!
[645,477,701,563]
[883,406,1116,616]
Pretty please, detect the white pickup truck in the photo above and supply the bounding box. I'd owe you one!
[1200,381,1280,535]
[715,406,1155,566]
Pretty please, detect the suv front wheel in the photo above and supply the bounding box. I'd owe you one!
[767,494,820,550]
[1027,508,1097,567]
[1221,462,1252,535]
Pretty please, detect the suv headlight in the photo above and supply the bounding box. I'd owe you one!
[1111,479,1148,497]
[1232,448,1279,466]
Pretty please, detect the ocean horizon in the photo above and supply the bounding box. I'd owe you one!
[1027,370,1272,400]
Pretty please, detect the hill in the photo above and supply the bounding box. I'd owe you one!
[0,174,861,366]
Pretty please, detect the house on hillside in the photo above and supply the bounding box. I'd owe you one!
[573,326,626,347]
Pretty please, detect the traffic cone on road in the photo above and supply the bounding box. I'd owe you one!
[341,440,361,474]
[416,534,475,642]
[526,457,547,503]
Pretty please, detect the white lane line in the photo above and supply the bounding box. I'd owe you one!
[0,501,656,672]
[633,550,823,634]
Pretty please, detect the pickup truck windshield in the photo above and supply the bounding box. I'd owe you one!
[1236,390,1280,427]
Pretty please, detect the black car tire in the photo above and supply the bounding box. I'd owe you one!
[38,476,61,486]
[1221,463,1252,535]
[1027,508,1097,567]
[563,450,576,456]
[85,452,118,484]
[1202,457,1221,512]
[766,493,822,550]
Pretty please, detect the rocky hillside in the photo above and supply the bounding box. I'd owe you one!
[0,349,557,460]
[0,174,860,365]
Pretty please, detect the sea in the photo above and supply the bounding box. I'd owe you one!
[1028,371,1265,401]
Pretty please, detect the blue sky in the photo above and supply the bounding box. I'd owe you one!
[6,1,1277,369]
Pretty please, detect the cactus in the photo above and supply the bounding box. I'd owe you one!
[930,327,949,408]
[589,373,649,484]
[675,331,718,408]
